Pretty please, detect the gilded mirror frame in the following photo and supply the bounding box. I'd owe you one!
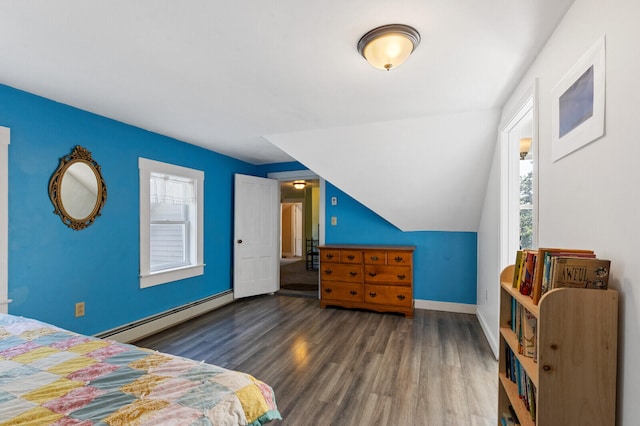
[49,145,107,230]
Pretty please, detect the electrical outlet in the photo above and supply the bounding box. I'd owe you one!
[75,302,85,317]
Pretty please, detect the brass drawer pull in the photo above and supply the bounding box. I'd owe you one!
[397,294,406,300]
[347,255,355,260]
[349,271,358,277]
[350,290,358,296]
[326,253,334,259]
[394,256,403,262]
[324,269,332,275]
[324,288,332,293]
[369,292,377,298]
[397,274,406,280]
[369,272,377,277]
[371,255,379,261]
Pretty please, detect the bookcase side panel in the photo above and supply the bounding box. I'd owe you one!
[537,288,618,426]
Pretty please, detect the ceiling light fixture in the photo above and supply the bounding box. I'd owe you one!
[293,180,306,190]
[520,137,532,160]
[357,24,421,71]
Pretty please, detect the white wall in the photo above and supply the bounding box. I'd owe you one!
[477,0,640,423]
[476,137,501,358]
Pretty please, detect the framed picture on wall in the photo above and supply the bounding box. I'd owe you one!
[551,36,606,162]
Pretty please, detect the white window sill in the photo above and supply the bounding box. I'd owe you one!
[140,264,205,289]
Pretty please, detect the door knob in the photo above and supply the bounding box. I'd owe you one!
[237,239,243,244]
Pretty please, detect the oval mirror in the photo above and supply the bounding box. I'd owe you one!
[49,146,107,230]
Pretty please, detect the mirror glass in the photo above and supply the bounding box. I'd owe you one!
[49,145,107,230]
[61,162,99,220]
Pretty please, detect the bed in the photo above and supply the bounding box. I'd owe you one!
[0,313,281,425]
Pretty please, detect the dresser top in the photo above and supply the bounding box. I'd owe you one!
[318,244,415,251]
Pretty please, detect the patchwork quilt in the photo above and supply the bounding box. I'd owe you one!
[0,313,281,425]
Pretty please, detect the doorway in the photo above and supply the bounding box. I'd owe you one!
[500,82,538,267]
[278,177,320,297]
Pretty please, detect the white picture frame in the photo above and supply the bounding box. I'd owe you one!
[551,36,605,162]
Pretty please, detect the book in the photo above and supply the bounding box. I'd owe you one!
[522,308,537,358]
[550,257,611,290]
[531,248,595,304]
[541,251,596,296]
[520,251,537,296]
[501,412,517,426]
[512,250,524,288]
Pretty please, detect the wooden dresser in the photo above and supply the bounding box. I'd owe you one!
[318,244,415,317]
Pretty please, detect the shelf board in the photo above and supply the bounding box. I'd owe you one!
[500,281,539,317]
[499,327,539,387]
[499,373,536,426]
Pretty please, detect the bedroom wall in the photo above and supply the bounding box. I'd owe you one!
[1,83,257,335]
[477,0,640,423]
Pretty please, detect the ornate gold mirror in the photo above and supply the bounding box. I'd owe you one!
[49,146,107,230]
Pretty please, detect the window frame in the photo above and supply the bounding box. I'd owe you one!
[500,82,539,267]
[139,158,204,289]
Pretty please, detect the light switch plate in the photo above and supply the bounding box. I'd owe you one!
[331,197,337,206]
[331,216,337,226]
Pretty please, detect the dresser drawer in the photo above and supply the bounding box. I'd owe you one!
[387,251,413,266]
[320,249,340,262]
[340,250,363,264]
[364,265,412,285]
[321,263,363,283]
[363,250,386,265]
[365,285,412,307]
[321,282,363,303]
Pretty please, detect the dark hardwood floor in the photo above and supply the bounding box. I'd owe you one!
[135,294,498,426]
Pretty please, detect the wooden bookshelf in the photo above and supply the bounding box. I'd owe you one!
[498,264,619,426]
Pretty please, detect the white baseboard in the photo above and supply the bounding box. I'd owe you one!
[96,291,234,343]
[414,299,477,314]
[476,310,499,359]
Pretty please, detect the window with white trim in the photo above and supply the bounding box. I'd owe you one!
[139,158,204,288]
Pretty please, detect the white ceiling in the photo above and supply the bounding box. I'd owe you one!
[0,0,574,231]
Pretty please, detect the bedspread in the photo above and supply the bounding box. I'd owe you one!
[0,313,281,425]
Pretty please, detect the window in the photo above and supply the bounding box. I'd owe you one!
[501,84,538,266]
[139,158,204,288]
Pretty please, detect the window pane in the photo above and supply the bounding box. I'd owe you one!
[150,223,188,271]
[151,203,187,221]
[148,172,194,272]
[519,153,533,249]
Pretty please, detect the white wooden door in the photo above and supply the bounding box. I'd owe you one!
[233,174,280,298]
[294,203,303,257]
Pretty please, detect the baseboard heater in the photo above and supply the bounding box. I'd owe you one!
[95,290,234,343]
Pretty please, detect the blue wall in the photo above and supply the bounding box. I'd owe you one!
[1,84,258,335]
[324,184,477,304]
[256,162,478,305]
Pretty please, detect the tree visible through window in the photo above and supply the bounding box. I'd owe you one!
[520,170,533,249]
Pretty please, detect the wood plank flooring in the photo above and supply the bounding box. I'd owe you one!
[135,294,498,426]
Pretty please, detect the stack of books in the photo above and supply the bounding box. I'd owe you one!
[511,299,537,359]
[512,248,611,304]
[504,346,536,422]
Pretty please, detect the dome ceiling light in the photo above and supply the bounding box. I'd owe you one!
[357,24,421,71]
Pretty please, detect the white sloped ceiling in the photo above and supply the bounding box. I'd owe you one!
[266,109,501,232]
